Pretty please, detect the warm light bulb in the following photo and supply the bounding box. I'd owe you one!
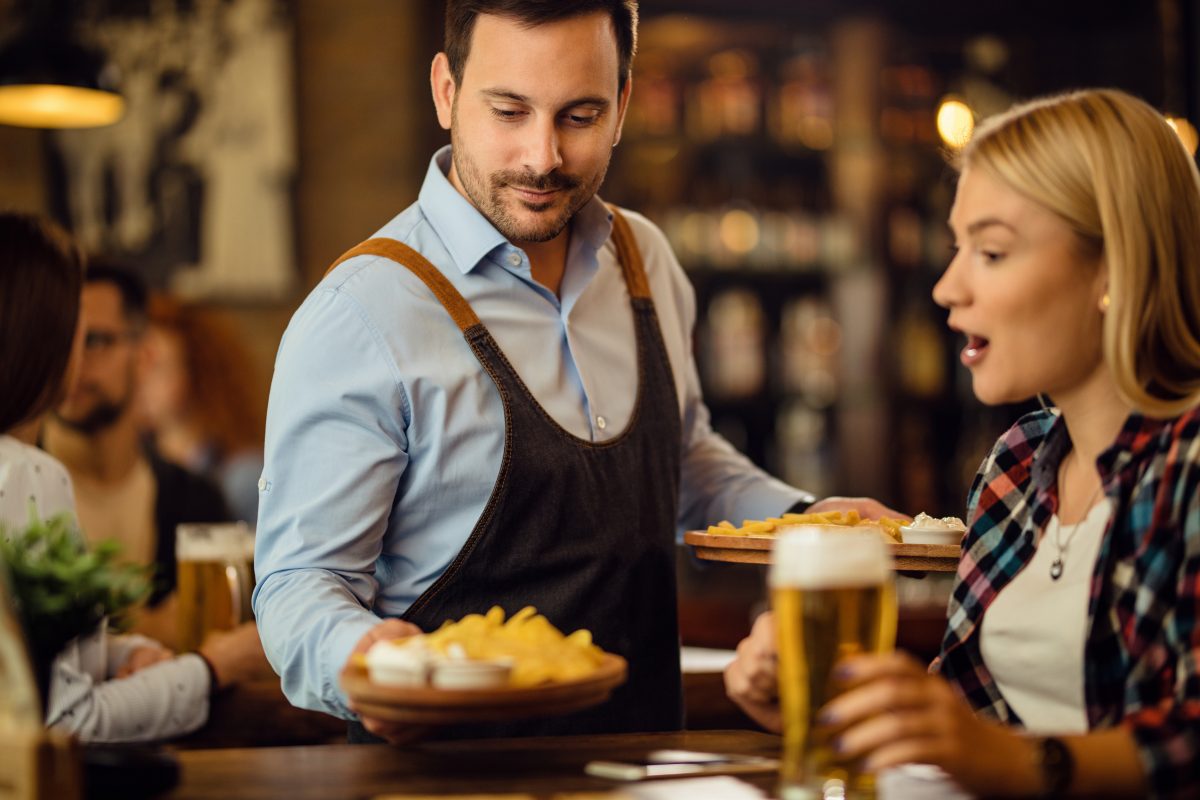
[0,84,124,128]
[936,98,974,149]
[719,209,760,255]
[1166,116,1199,157]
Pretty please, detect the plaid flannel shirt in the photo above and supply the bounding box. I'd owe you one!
[930,407,1200,799]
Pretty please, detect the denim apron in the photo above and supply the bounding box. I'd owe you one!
[335,209,684,740]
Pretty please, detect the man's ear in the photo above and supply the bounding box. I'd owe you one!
[612,75,632,148]
[431,52,456,131]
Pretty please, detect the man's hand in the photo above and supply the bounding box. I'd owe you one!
[808,496,909,522]
[116,643,174,679]
[345,618,428,744]
[724,611,782,733]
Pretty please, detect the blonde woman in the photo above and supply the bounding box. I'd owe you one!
[725,89,1200,798]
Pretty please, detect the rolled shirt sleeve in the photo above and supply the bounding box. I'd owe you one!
[46,636,210,743]
[252,279,408,719]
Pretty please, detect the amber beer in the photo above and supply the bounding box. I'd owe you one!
[176,523,256,652]
[771,528,897,800]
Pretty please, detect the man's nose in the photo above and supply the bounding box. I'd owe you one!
[521,116,563,176]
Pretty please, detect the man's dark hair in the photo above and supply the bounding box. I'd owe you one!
[444,1,637,93]
[85,259,149,328]
[0,212,86,432]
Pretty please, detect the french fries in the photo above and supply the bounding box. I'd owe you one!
[423,605,605,687]
[706,510,908,543]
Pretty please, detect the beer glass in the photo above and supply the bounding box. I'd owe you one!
[176,522,256,652]
[771,528,897,800]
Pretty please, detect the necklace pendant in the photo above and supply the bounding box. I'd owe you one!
[1050,559,1064,580]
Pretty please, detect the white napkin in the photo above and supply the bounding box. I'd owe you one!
[877,764,974,799]
[626,776,767,799]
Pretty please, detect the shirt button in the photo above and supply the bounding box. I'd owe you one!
[507,252,522,267]
[596,416,607,431]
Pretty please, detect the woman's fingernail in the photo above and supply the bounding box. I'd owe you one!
[833,737,847,754]
[816,707,836,725]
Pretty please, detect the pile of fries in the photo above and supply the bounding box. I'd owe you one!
[424,605,605,687]
[706,509,906,543]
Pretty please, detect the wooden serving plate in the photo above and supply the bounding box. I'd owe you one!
[683,529,961,572]
[340,652,627,724]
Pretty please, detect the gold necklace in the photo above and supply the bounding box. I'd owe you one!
[1049,455,1106,581]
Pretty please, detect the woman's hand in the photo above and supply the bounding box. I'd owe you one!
[724,611,782,733]
[821,652,1043,797]
[116,642,175,678]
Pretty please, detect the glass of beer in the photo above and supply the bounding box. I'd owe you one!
[176,522,256,652]
[771,528,897,800]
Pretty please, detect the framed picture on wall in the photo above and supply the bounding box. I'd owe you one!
[47,0,297,301]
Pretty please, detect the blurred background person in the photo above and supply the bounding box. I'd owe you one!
[725,88,1200,798]
[138,295,267,526]
[42,262,231,649]
[0,210,262,742]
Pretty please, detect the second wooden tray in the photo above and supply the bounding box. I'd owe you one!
[684,529,960,572]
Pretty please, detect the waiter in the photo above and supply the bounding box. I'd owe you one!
[253,0,893,743]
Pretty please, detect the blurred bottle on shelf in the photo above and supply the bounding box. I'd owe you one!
[776,398,832,497]
[779,296,840,405]
[770,47,834,151]
[626,69,683,138]
[687,49,764,141]
[879,63,938,146]
[701,288,767,400]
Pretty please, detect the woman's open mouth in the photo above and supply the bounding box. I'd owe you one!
[961,334,990,366]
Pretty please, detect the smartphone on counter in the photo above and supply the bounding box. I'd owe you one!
[584,749,780,781]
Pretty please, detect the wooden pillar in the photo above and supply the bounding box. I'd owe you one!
[294,0,440,288]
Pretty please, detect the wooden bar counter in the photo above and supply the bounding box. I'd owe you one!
[165,730,781,799]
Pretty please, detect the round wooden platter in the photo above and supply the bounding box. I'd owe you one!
[683,529,961,572]
[340,652,627,724]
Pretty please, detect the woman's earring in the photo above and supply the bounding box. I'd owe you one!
[1100,293,1111,312]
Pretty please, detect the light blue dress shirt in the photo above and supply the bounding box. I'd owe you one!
[253,146,811,718]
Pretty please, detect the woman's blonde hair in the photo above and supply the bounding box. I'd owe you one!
[962,88,1200,417]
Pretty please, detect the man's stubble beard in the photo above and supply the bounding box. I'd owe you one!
[450,106,611,244]
[53,386,132,437]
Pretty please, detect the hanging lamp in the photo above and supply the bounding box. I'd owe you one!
[0,0,124,129]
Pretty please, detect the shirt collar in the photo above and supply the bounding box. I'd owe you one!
[417,145,616,274]
[417,146,508,275]
[1031,407,1176,490]
[572,194,616,254]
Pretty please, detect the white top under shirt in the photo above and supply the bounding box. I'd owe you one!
[0,434,210,742]
[979,499,1112,733]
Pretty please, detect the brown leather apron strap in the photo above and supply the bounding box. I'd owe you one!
[327,206,647,329]
[326,238,481,332]
[607,206,651,300]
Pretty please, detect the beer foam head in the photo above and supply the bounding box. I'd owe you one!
[176,522,255,561]
[769,527,892,588]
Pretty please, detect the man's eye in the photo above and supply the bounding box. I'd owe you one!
[565,113,600,126]
[85,331,117,349]
[490,108,523,120]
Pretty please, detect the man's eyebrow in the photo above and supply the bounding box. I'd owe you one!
[481,88,529,103]
[480,88,611,109]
